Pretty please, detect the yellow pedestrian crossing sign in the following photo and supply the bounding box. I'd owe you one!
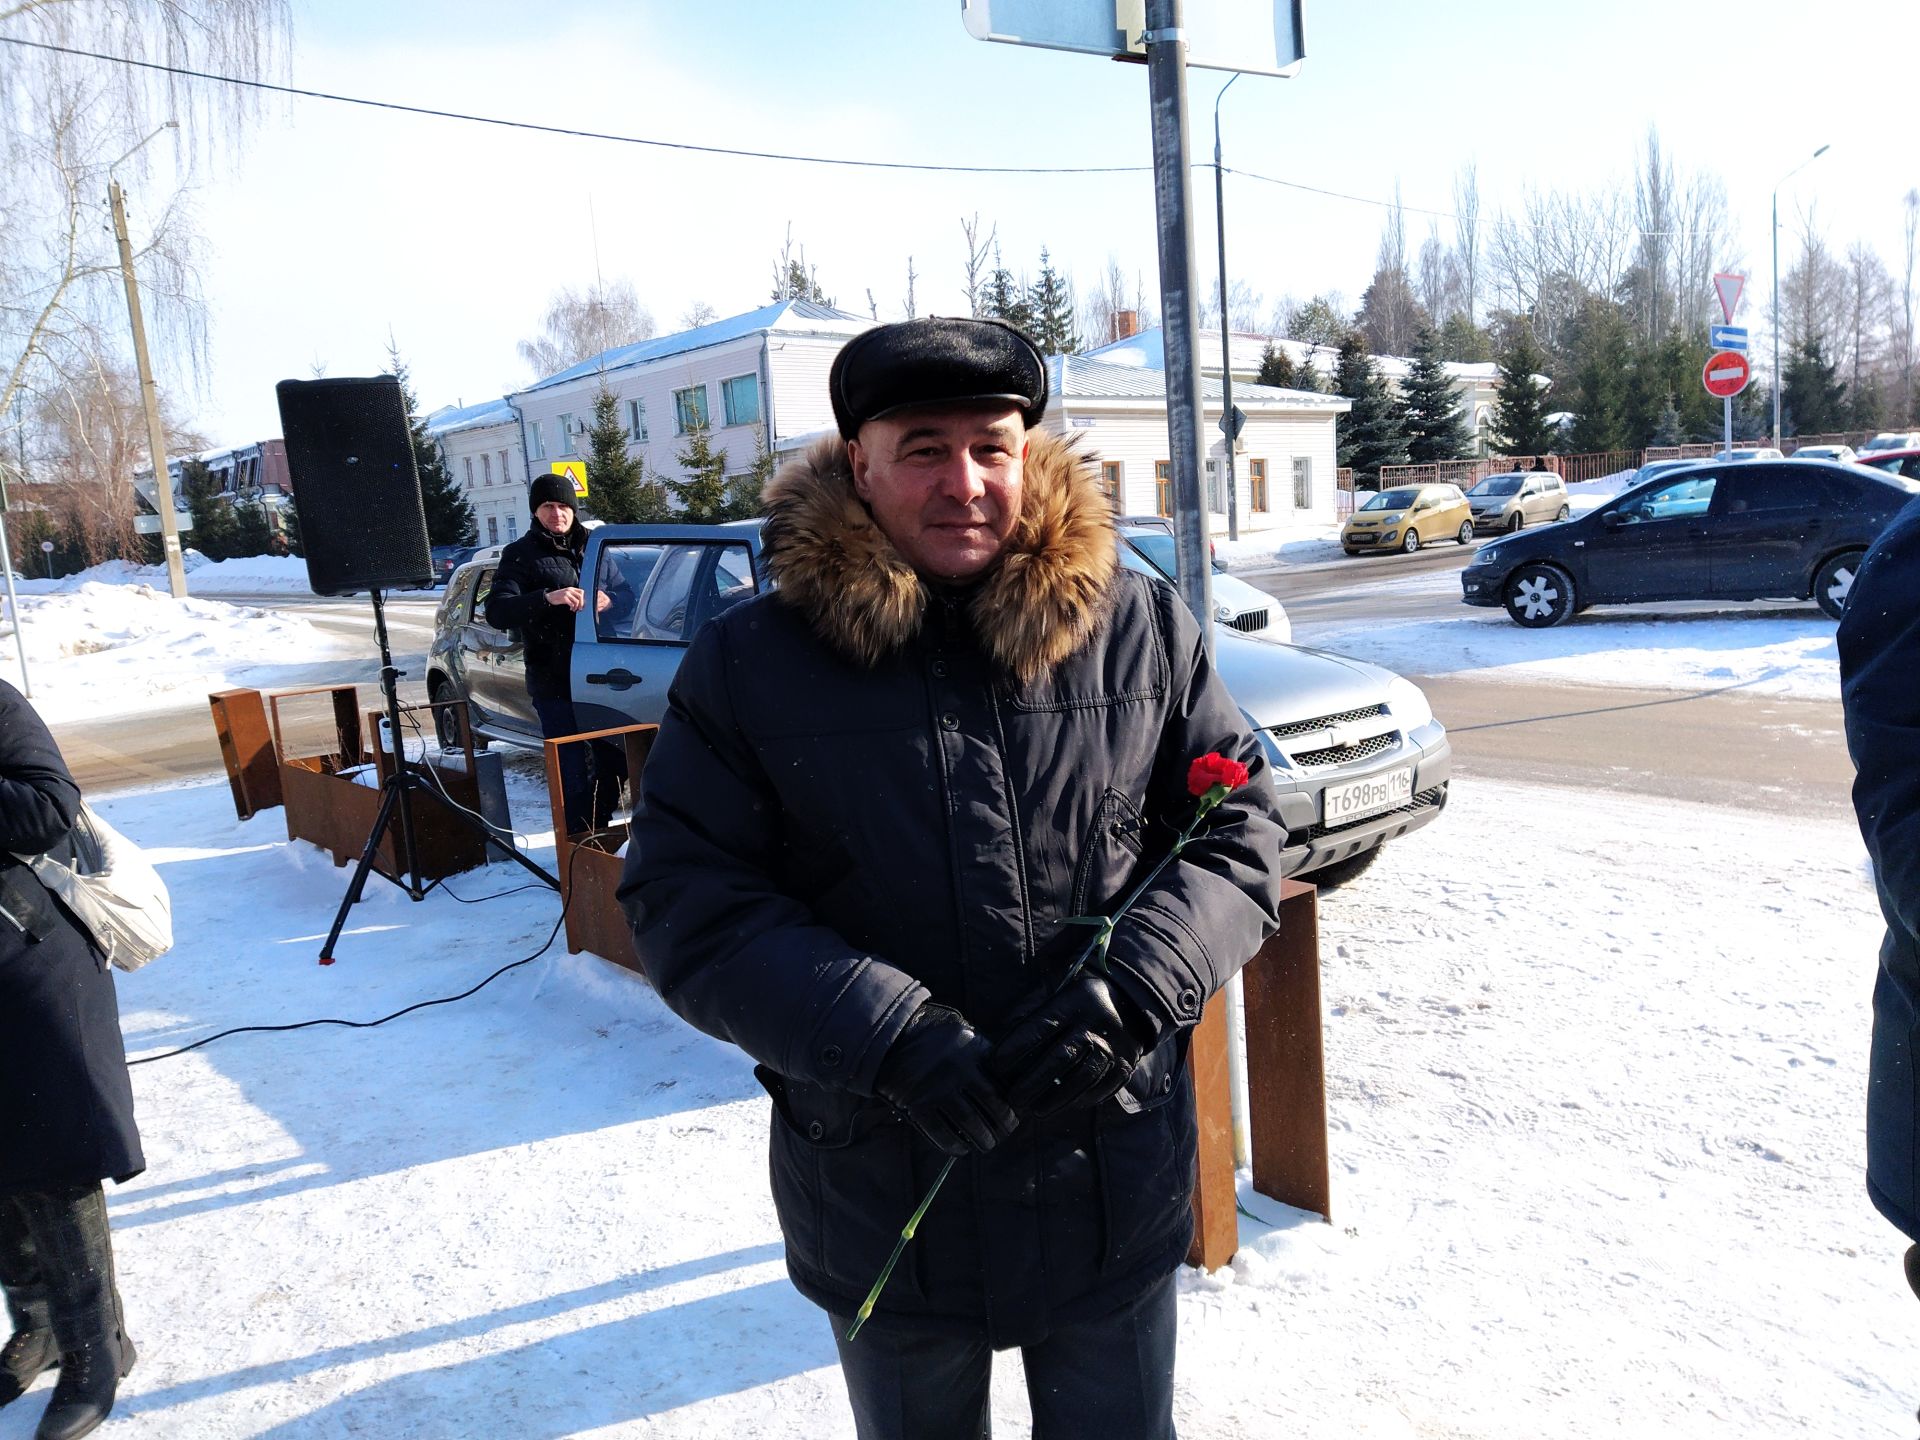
[551,459,588,498]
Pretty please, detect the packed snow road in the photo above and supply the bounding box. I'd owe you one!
[5,764,1896,1438]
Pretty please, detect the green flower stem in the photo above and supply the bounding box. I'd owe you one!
[844,781,1234,1341]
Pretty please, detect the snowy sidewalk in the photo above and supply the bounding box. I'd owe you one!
[7,767,1906,1438]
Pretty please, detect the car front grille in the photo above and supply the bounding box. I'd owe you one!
[1225,610,1268,633]
[1290,731,1397,768]
[1268,704,1388,742]
[1304,785,1446,841]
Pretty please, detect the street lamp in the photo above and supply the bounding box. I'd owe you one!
[1213,72,1243,541]
[1772,143,1830,448]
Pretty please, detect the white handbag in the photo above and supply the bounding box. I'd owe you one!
[14,804,174,972]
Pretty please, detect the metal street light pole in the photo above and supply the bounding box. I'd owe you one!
[107,121,188,599]
[1772,143,1830,448]
[1213,72,1242,542]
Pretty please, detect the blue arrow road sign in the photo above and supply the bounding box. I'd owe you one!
[1711,325,1748,352]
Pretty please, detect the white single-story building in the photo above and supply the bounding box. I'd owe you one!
[424,399,527,548]
[1081,327,1502,454]
[504,299,875,500]
[1043,355,1349,534]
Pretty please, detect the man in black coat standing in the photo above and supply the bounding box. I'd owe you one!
[484,474,624,835]
[620,319,1287,1439]
[0,681,142,1439]
[1839,495,1920,1299]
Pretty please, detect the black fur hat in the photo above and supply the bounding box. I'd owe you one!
[829,317,1048,440]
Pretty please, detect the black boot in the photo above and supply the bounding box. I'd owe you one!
[14,1185,134,1440]
[0,1196,57,1407]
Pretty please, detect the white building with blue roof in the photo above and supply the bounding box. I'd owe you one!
[424,397,527,548]
[505,299,874,506]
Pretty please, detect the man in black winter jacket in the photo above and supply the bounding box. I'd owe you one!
[483,474,623,834]
[620,319,1287,1440]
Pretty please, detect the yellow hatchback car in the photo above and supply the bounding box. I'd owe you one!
[1343,482,1475,555]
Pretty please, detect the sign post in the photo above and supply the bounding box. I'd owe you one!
[1707,273,1749,457]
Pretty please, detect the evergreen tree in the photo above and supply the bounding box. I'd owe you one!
[583,387,646,523]
[232,496,274,556]
[180,458,238,560]
[1565,300,1633,454]
[1026,249,1078,355]
[1489,328,1556,456]
[1255,341,1296,389]
[1650,395,1686,446]
[1782,339,1848,436]
[1284,295,1350,349]
[1400,327,1471,463]
[279,497,304,558]
[723,439,776,522]
[982,250,1035,335]
[1291,355,1322,394]
[385,343,478,546]
[1436,313,1493,363]
[633,468,675,522]
[1332,333,1410,483]
[670,423,730,521]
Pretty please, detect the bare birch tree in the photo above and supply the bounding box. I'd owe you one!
[1452,163,1481,325]
[517,281,655,378]
[961,214,996,319]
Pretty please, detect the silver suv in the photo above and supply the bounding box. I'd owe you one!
[428,522,1452,882]
[1467,470,1571,533]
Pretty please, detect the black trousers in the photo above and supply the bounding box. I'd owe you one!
[529,691,626,837]
[830,1273,1178,1440]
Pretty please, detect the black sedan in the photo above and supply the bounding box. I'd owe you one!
[1461,459,1920,627]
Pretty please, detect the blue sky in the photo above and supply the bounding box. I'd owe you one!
[160,0,1915,440]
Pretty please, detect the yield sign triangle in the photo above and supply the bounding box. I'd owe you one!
[1713,272,1745,325]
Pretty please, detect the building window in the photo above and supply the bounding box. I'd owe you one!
[498,449,509,482]
[1155,461,1172,517]
[463,456,473,489]
[673,385,710,434]
[628,398,649,443]
[1249,459,1268,512]
[1206,458,1225,513]
[507,516,518,539]
[1100,461,1123,511]
[481,452,492,486]
[527,421,545,460]
[721,373,761,427]
[1292,456,1313,509]
[559,413,576,455]
[487,515,499,544]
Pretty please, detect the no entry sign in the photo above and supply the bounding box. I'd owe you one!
[1703,351,1752,399]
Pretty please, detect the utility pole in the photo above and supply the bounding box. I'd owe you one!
[1771,144,1830,449]
[1214,72,1242,542]
[109,172,188,599]
[0,476,30,697]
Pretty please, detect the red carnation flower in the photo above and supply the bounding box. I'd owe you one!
[1187,752,1250,797]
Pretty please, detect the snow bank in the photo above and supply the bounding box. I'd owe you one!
[1216,524,1347,572]
[65,769,1900,1437]
[1312,605,1839,700]
[0,583,359,722]
[15,549,316,597]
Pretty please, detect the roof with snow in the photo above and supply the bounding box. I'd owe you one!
[1080,327,1499,386]
[1049,354,1349,411]
[513,299,874,398]
[423,397,516,438]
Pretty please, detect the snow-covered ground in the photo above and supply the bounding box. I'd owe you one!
[1216,524,1347,572]
[1310,605,1839,701]
[6,762,1902,1439]
[14,551,318,597]
[0,585,364,722]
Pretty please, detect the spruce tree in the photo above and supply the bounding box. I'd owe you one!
[1292,355,1322,394]
[1651,395,1686,446]
[982,250,1035,335]
[1566,301,1633,454]
[1255,341,1296,389]
[180,458,238,560]
[584,387,645,523]
[1332,333,1410,483]
[1025,249,1078,355]
[385,343,478,546]
[1489,328,1556,456]
[723,440,776,522]
[232,496,274,556]
[1400,327,1470,463]
[670,423,731,521]
[1782,339,1848,436]
[634,467,675,522]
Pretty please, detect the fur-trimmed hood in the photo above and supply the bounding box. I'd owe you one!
[758,429,1118,683]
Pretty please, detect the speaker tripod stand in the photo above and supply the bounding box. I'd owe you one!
[318,586,559,964]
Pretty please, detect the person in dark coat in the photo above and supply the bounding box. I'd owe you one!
[619,318,1287,1440]
[0,680,142,1439]
[483,475,625,835]
[1838,494,1920,1298]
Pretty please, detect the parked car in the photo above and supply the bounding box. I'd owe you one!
[1857,448,1920,483]
[1120,513,1216,563]
[1117,525,1290,641]
[1860,431,1920,454]
[1715,446,1786,462]
[1793,444,1856,464]
[431,544,479,586]
[429,521,1452,882]
[1466,471,1571,533]
[1459,458,1920,626]
[1341,483,1474,554]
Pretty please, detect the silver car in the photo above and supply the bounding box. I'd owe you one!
[1467,470,1571,533]
[428,521,1451,882]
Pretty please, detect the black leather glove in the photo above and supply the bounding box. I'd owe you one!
[875,1004,1021,1156]
[989,974,1162,1120]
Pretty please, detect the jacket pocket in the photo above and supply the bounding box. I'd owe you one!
[1068,788,1148,919]
[1095,1073,1194,1274]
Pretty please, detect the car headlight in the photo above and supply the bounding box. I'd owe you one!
[1387,676,1433,730]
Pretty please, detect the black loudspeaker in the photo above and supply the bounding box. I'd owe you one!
[275,376,433,596]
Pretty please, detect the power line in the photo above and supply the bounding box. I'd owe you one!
[0,35,1149,177]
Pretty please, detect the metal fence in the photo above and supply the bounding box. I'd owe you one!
[1334,467,1355,518]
